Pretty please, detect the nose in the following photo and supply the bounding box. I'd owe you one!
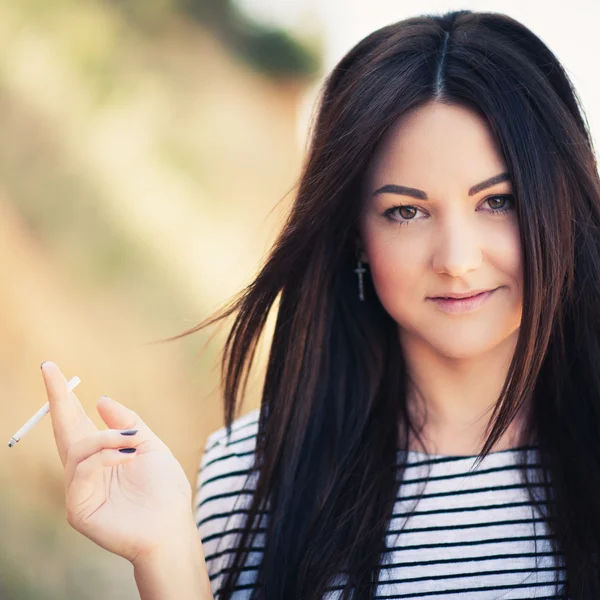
[431,213,483,277]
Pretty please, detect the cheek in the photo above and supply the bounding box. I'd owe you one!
[362,226,427,314]
[488,222,523,292]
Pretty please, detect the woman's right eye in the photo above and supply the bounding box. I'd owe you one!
[383,205,425,226]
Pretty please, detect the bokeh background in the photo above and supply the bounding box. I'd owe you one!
[2,0,599,597]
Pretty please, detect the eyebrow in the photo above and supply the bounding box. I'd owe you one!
[371,172,511,200]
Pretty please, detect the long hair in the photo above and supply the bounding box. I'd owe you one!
[166,9,600,598]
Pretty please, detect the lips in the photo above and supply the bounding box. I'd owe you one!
[428,288,498,314]
[431,289,494,300]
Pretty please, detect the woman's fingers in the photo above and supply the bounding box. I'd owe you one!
[41,361,98,466]
[64,428,142,490]
[94,395,166,451]
[65,447,138,529]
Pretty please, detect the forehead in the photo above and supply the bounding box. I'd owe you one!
[363,101,508,197]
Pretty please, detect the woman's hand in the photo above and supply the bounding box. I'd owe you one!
[40,361,196,566]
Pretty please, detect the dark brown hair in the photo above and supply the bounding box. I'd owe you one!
[165,9,600,598]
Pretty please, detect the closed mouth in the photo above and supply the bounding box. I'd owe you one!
[431,290,494,300]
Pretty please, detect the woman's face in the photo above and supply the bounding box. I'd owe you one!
[359,101,523,359]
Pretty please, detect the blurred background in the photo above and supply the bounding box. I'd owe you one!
[1,0,599,597]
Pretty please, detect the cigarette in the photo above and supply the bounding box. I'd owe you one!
[8,376,81,448]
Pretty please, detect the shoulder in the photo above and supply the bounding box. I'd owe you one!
[195,407,260,503]
[194,414,260,539]
[193,408,262,591]
[202,407,260,466]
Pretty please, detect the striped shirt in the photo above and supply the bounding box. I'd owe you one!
[195,408,567,599]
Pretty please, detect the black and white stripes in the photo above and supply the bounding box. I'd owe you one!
[194,409,567,599]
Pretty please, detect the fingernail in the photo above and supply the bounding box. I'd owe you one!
[120,430,138,436]
[119,448,137,453]
[40,361,48,370]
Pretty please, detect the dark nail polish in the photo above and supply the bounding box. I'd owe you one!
[119,448,137,453]
[120,430,138,436]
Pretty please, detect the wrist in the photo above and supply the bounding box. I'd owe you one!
[133,517,213,600]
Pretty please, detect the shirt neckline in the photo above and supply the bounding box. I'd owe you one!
[398,444,539,460]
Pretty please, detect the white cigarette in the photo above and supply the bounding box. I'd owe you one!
[8,376,81,448]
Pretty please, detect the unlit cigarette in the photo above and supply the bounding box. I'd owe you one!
[8,376,81,448]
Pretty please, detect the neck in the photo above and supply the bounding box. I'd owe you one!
[398,328,529,456]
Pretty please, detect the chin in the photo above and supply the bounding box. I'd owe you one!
[426,326,518,360]
[400,321,512,360]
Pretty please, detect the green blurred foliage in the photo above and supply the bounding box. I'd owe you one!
[111,0,321,77]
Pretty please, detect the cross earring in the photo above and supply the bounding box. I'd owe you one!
[354,259,366,301]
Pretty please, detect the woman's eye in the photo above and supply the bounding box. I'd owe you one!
[384,205,424,224]
[484,195,514,212]
[395,206,418,219]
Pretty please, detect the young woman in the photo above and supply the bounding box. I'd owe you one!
[40,8,600,600]
[191,8,600,599]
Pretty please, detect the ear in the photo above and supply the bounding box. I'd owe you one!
[355,235,369,264]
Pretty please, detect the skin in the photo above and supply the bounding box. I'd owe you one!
[359,100,526,456]
[40,361,213,598]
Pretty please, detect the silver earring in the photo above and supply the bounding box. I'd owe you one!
[354,259,366,301]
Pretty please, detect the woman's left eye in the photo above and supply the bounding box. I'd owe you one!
[483,195,515,213]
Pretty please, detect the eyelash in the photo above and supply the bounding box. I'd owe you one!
[382,195,515,227]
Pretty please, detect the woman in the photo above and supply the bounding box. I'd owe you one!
[41,8,600,600]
